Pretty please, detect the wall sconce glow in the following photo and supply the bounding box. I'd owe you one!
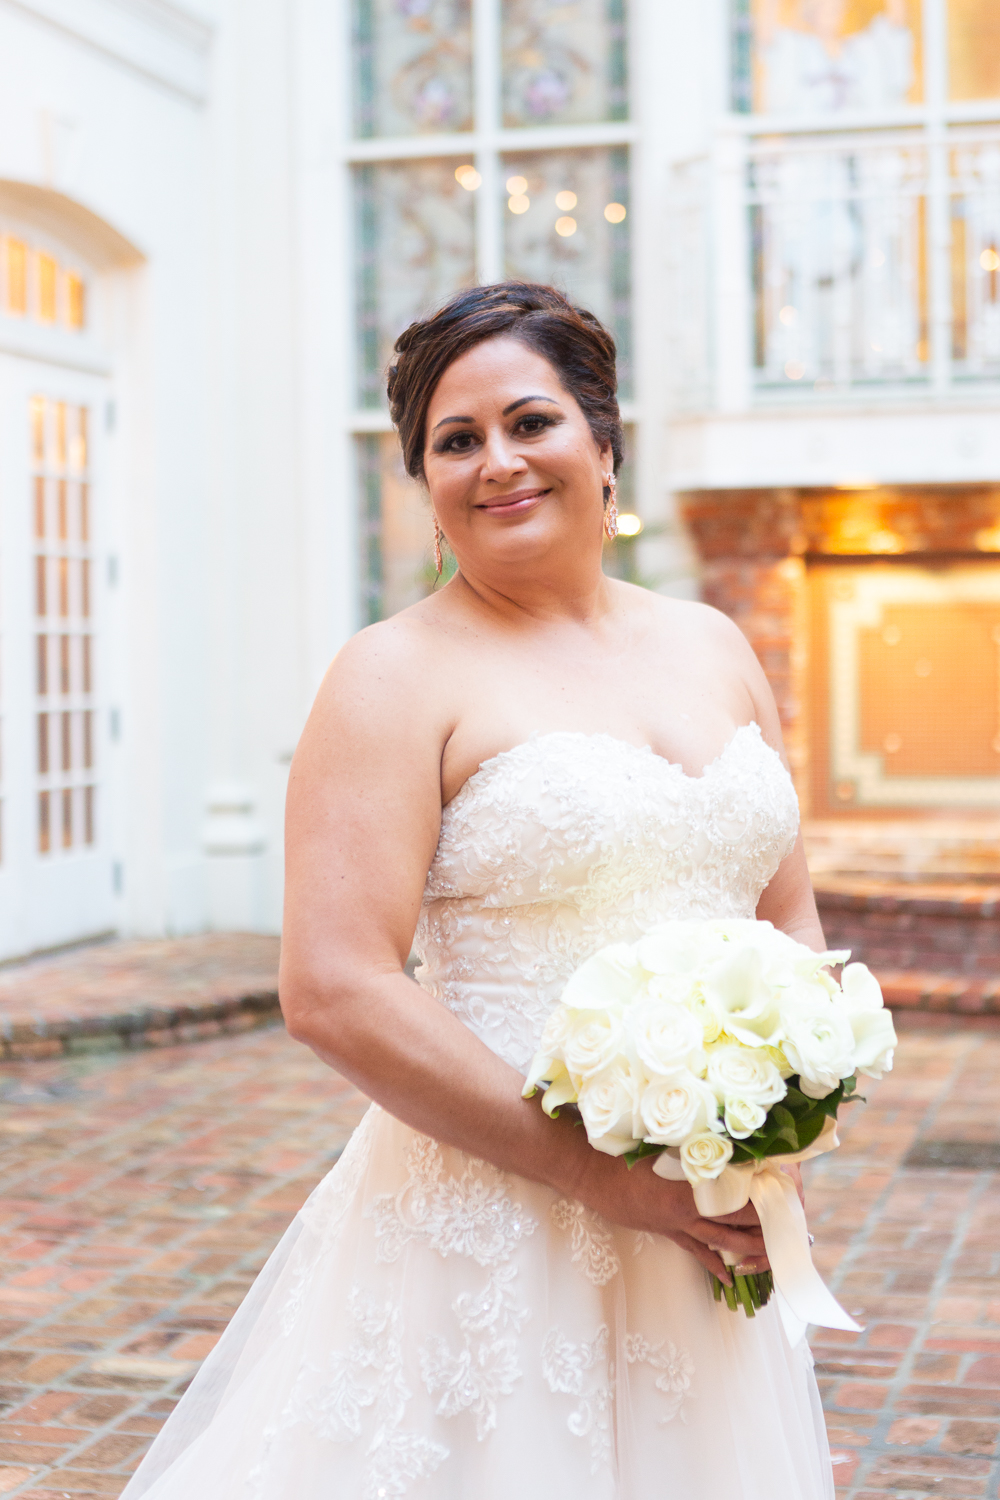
[835,477,877,490]
[506,175,527,195]
[508,194,530,214]
[455,164,481,191]
[616,512,643,536]
[604,202,626,224]
[784,360,805,379]
[555,216,577,236]
[555,190,577,211]
[981,247,1000,271]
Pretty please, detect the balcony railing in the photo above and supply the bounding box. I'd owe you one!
[668,125,1000,412]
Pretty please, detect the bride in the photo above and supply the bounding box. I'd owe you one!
[123,282,834,1498]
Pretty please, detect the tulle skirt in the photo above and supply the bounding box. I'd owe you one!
[121,1105,833,1500]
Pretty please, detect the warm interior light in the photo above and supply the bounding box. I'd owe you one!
[784,360,805,380]
[555,190,577,211]
[616,512,643,536]
[455,164,481,191]
[778,305,797,325]
[604,202,626,224]
[982,247,1000,271]
[554,216,577,237]
[506,175,527,195]
[508,194,530,215]
[834,477,877,490]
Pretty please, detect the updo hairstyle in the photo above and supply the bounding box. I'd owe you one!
[387,282,625,484]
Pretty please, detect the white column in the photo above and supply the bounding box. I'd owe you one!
[473,0,502,284]
[711,122,752,414]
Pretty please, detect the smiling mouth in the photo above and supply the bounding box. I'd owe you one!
[477,488,550,512]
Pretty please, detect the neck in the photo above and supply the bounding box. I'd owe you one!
[447,546,615,628]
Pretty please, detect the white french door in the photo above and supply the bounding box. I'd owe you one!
[0,356,116,958]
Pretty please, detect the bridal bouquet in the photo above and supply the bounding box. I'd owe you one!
[522,919,896,1331]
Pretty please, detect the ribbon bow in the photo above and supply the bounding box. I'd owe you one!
[653,1116,861,1346]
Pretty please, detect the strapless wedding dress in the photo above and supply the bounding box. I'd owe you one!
[123,724,834,1499]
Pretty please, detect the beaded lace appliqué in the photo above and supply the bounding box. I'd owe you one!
[415,726,799,1073]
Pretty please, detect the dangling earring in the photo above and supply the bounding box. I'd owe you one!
[433,519,444,577]
[603,473,619,540]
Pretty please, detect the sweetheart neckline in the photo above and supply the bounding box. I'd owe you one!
[444,720,769,811]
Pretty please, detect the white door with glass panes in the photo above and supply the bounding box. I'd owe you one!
[0,357,115,958]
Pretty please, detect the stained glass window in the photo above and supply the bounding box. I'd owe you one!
[502,0,627,126]
[355,159,477,407]
[358,433,438,622]
[734,0,923,114]
[354,0,473,138]
[948,0,1000,101]
[502,147,632,394]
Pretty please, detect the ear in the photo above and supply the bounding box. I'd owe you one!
[598,440,614,479]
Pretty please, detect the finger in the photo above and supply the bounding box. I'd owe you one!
[686,1219,767,1260]
[705,1205,763,1229]
[729,1253,771,1275]
[669,1230,732,1284]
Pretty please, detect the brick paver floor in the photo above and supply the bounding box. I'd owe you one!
[0,1021,999,1497]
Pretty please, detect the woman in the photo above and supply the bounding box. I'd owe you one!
[124,283,834,1498]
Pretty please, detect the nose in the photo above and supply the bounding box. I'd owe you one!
[479,425,528,484]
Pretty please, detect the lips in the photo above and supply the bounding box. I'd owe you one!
[476,488,549,512]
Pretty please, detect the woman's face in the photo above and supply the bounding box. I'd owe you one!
[422,335,612,577]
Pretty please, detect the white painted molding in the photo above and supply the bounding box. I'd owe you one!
[1,0,213,105]
[203,784,267,858]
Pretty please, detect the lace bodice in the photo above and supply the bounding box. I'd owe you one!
[414,723,799,1072]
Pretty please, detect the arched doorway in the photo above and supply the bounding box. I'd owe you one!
[0,185,142,959]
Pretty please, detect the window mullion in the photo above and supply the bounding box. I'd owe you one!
[473,0,502,284]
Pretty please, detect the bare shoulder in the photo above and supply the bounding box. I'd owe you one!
[322,599,460,716]
[611,582,783,745]
[295,607,460,788]
[614,583,758,660]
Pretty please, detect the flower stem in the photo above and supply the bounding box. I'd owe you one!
[711,1269,773,1317]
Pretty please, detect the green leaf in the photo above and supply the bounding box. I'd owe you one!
[623,1141,665,1170]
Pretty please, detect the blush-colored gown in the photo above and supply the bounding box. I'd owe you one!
[122,725,834,1499]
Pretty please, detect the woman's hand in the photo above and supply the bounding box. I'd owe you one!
[575,1149,769,1285]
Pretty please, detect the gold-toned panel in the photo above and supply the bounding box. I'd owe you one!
[948,0,1000,102]
[858,602,1000,775]
[748,0,923,114]
[809,562,1000,814]
[6,238,27,314]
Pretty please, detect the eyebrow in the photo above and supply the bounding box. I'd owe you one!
[431,395,562,433]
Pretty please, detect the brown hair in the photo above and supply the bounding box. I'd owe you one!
[387,282,625,483]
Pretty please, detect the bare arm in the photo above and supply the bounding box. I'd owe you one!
[710,611,826,952]
[279,621,768,1280]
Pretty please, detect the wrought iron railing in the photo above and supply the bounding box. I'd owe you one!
[668,126,1000,410]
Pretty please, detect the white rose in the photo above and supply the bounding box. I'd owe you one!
[563,1009,626,1081]
[539,1004,572,1055]
[639,1070,720,1146]
[839,963,896,1079]
[706,1045,787,1107]
[627,1000,704,1078]
[680,1131,734,1183]
[782,1003,857,1099]
[700,945,784,1047]
[560,944,644,1012]
[578,1063,640,1156]
[723,1097,767,1138]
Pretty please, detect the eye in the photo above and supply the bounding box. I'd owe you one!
[517,413,555,434]
[439,430,478,453]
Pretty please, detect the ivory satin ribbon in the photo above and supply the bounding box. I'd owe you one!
[652,1116,861,1346]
